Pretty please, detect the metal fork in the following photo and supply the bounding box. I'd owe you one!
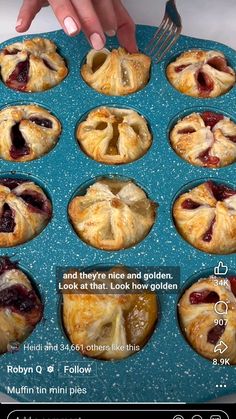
[145,0,182,63]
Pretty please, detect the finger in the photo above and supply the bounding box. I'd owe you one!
[48,0,81,36]
[113,0,138,53]
[16,0,45,32]
[93,0,117,37]
[72,0,105,50]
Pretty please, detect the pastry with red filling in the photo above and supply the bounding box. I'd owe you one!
[173,180,236,254]
[0,256,43,355]
[178,276,236,363]
[166,50,235,98]
[0,38,68,92]
[170,111,236,168]
[0,105,61,162]
[0,178,52,247]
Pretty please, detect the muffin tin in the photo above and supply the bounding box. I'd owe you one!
[0,25,236,403]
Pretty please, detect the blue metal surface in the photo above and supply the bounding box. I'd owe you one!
[0,25,235,403]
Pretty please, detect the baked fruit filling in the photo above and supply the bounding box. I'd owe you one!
[167,50,235,98]
[0,178,52,247]
[196,70,214,95]
[189,290,219,304]
[62,267,158,360]
[7,58,30,91]
[0,105,61,162]
[0,256,43,354]
[77,107,152,164]
[19,189,52,215]
[0,38,68,92]
[170,111,236,168]
[178,276,236,363]
[29,117,52,128]
[174,180,236,253]
[10,122,30,159]
[207,325,226,345]
[0,203,15,233]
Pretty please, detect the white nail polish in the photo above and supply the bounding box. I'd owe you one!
[64,17,78,35]
[90,33,105,50]
[16,18,22,28]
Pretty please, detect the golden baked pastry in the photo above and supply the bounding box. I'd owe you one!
[173,180,236,254]
[166,50,235,98]
[0,256,43,355]
[0,105,61,162]
[178,276,236,364]
[81,48,151,96]
[0,38,68,92]
[62,266,158,360]
[77,107,152,164]
[0,178,52,247]
[170,111,236,168]
[68,178,156,250]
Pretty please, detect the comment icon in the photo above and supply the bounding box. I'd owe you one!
[214,301,228,315]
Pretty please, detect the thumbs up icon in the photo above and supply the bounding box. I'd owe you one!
[214,261,228,276]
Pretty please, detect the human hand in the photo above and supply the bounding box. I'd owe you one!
[16,0,138,52]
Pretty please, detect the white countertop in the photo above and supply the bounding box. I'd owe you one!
[0,0,236,404]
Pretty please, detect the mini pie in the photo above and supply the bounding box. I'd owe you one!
[170,111,236,168]
[178,276,236,364]
[68,178,156,250]
[166,50,235,98]
[173,180,236,254]
[81,48,151,96]
[0,256,43,355]
[0,105,61,162]
[77,107,152,164]
[63,266,158,360]
[0,178,52,247]
[0,38,68,92]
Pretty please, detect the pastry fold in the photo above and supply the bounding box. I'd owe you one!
[81,48,151,96]
[68,178,156,250]
[179,276,236,364]
[77,107,152,164]
[167,50,235,98]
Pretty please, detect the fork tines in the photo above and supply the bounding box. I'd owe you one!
[145,0,182,63]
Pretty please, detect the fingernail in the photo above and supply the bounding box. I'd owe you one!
[64,16,78,35]
[90,33,105,50]
[16,18,22,28]
[105,30,116,37]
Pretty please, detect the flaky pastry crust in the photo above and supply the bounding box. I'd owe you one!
[173,180,236,254]
[178,276,236,363]
[0,105,61,162]
[0,38,68,92]
[170,111,236,168]
[63,267,158,360]
[77,107,152,164]
[68,178,156,250]
[0,258,43,355]
[81,48,151,96]
[166,50,235,98]
[0,178,52,247]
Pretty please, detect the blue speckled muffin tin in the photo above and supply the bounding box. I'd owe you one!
[0,25,236,403]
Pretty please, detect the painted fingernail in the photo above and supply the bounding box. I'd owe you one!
[106,30,116,37]
[90,33,105,50]
[16,18,22,28]
[64,17,78,35]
